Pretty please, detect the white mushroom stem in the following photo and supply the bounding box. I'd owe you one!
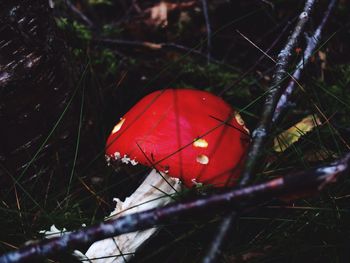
[83,169,182,263]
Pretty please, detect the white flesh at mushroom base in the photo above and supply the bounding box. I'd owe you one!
[82,169,182,263]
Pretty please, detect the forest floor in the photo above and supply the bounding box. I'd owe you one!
[1,0,350,262]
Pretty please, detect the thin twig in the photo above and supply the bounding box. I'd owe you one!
[65,0,95,28]
[272,0,337,122]
[260,0,275,9]
[93,38,232,68]
[218,18,294,97]
[240,0,316,185]
[0,152,349,263]
[201,212,237,263]
[200,0,212,63]
[202,1,317,262]
[132,0,142,14]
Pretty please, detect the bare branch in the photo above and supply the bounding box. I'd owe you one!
[202,0,318,262]
[200,0,212,63]
[273,0,337,122]
[240,0,316,185]
[0,152,349,263]
[64,0,95,28]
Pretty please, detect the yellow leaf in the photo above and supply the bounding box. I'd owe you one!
[273,115,322,152]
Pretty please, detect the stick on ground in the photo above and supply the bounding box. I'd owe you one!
[0,152,349,263]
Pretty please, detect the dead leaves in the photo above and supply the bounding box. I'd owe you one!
[148,1,168,28]
[145,1,196,28]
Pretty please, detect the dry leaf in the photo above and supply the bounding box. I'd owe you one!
[273,115,322,152]
[150,1,168,28]
[146,1,196,28]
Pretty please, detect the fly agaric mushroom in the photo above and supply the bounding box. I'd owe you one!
[84,88,250,262]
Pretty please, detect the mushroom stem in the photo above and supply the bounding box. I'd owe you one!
[84,169,182,263]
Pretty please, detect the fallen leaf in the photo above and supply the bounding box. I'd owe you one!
[145,1,196,28]
[150,1,168,28]
[273,115,322,152]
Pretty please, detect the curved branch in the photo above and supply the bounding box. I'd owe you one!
[0,152,349,263]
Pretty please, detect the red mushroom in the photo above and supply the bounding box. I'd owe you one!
[84,88,249,262]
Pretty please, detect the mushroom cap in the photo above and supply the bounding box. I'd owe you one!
[106,89,250,188]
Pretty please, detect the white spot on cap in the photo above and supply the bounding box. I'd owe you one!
[105,155,111,165]
[130,159,138,166]
[111,118,125,134]
[121,155,131,164]
[193,138,208,148]
[196,154,209,165]
[234,112,250,134]
[113,152,121,160]
[234,112,245,126]
[163,166,170,174]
